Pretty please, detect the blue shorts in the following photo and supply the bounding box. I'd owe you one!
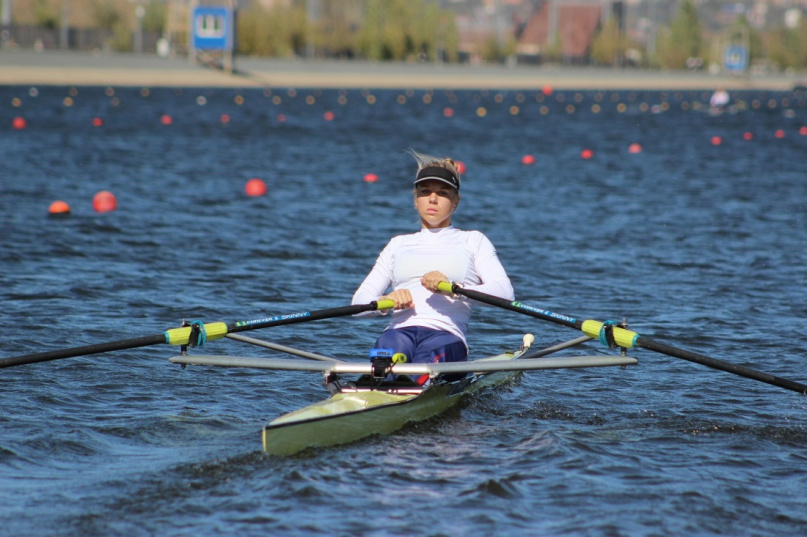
[373,326,467,365]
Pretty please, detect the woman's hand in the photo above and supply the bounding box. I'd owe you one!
[421,271,449,292]
[380,289,414,310]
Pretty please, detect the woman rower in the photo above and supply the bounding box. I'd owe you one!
[352,150,514,382]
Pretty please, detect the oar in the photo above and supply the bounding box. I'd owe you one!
[0,300,394,369]
[438,282,807,395]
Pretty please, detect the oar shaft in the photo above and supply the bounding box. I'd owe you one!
[441,282,807,395]
[1,300,394,369]
[636,337,807,394]
[437,282,581,330]
[0,334,167,368]
[227,301,388,333]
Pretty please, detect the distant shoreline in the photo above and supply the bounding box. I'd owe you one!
[1,50,804,90]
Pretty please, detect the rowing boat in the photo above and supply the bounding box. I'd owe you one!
[170,333,638,455]
[6,288,802,454]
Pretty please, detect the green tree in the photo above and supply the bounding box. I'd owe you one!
[142,1,166,34]
[590,16,631,66]
[237,3,307,57]
[357,0,457,61]
[33,0,58,29]
[90,0,121,30]
[656,0,702,68]
[765,16,807,70]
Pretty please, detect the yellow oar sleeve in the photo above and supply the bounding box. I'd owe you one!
[164,322,229,346]
[581,320,639,348]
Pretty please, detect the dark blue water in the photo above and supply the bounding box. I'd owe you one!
[1,84,806,536]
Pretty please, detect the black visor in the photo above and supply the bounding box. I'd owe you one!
[414,166,460,191]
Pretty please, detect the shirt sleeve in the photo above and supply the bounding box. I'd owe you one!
[352,239,395,306]
[464,233,515,301]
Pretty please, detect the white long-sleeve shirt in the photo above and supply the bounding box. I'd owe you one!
[352,226,514,346]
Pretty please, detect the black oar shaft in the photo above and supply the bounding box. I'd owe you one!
[227,302,382,333]
[636,337,807,394]
[0,334,167,368]
[442,282,807,395]
[441,284,581,330]
[1,300,393,369]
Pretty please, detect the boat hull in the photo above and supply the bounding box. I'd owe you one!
[262,352,520,455]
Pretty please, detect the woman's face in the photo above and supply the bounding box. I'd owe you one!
[414,179,460,229]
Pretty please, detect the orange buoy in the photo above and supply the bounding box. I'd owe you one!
[455,161,466,174]
[245,178,267,197]
[363,173,379,183]
[521,154,536,165]
[580,149,594,159]
[628,143,642,154]
[160,114,173,125]
[48,200,71,215]
[92,191,117,213]
[711,136,722,146]
[12,116,27,130]
[324,111,335,121]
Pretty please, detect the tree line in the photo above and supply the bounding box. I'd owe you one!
[10,0,807,71]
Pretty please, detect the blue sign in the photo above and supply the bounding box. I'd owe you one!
[192,7,233,51]
[723,45,748,72]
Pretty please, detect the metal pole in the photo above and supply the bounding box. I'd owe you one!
[1,0,11,26]
[60,0,69,49]
[188,0,197,65]
[135,4,144,53]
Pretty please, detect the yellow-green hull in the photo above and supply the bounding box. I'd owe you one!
[262,352,520,456]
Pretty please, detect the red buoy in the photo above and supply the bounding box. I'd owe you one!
[93,191,117,213]
[363,173,379,183]
[48,200,71,215]
[12,117,27,130]
[711,136,722,146]
[521,154,536,165]
[742,132,754,141]
[580,149,594,159]
[245,178,267,197]
[92,117,103,127]
[160,114,173,125]
[324,111,335,121]
[443,107,454,117]
[628,143,642,154]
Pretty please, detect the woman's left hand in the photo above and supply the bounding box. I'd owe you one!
[421,271,449,292]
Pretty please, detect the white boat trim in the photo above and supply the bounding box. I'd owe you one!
[169,354,637,374]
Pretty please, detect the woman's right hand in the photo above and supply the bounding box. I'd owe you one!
[380,289,414,310]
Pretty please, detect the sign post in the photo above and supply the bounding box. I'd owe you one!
[722,26,749,77]
[190,4,236,73]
